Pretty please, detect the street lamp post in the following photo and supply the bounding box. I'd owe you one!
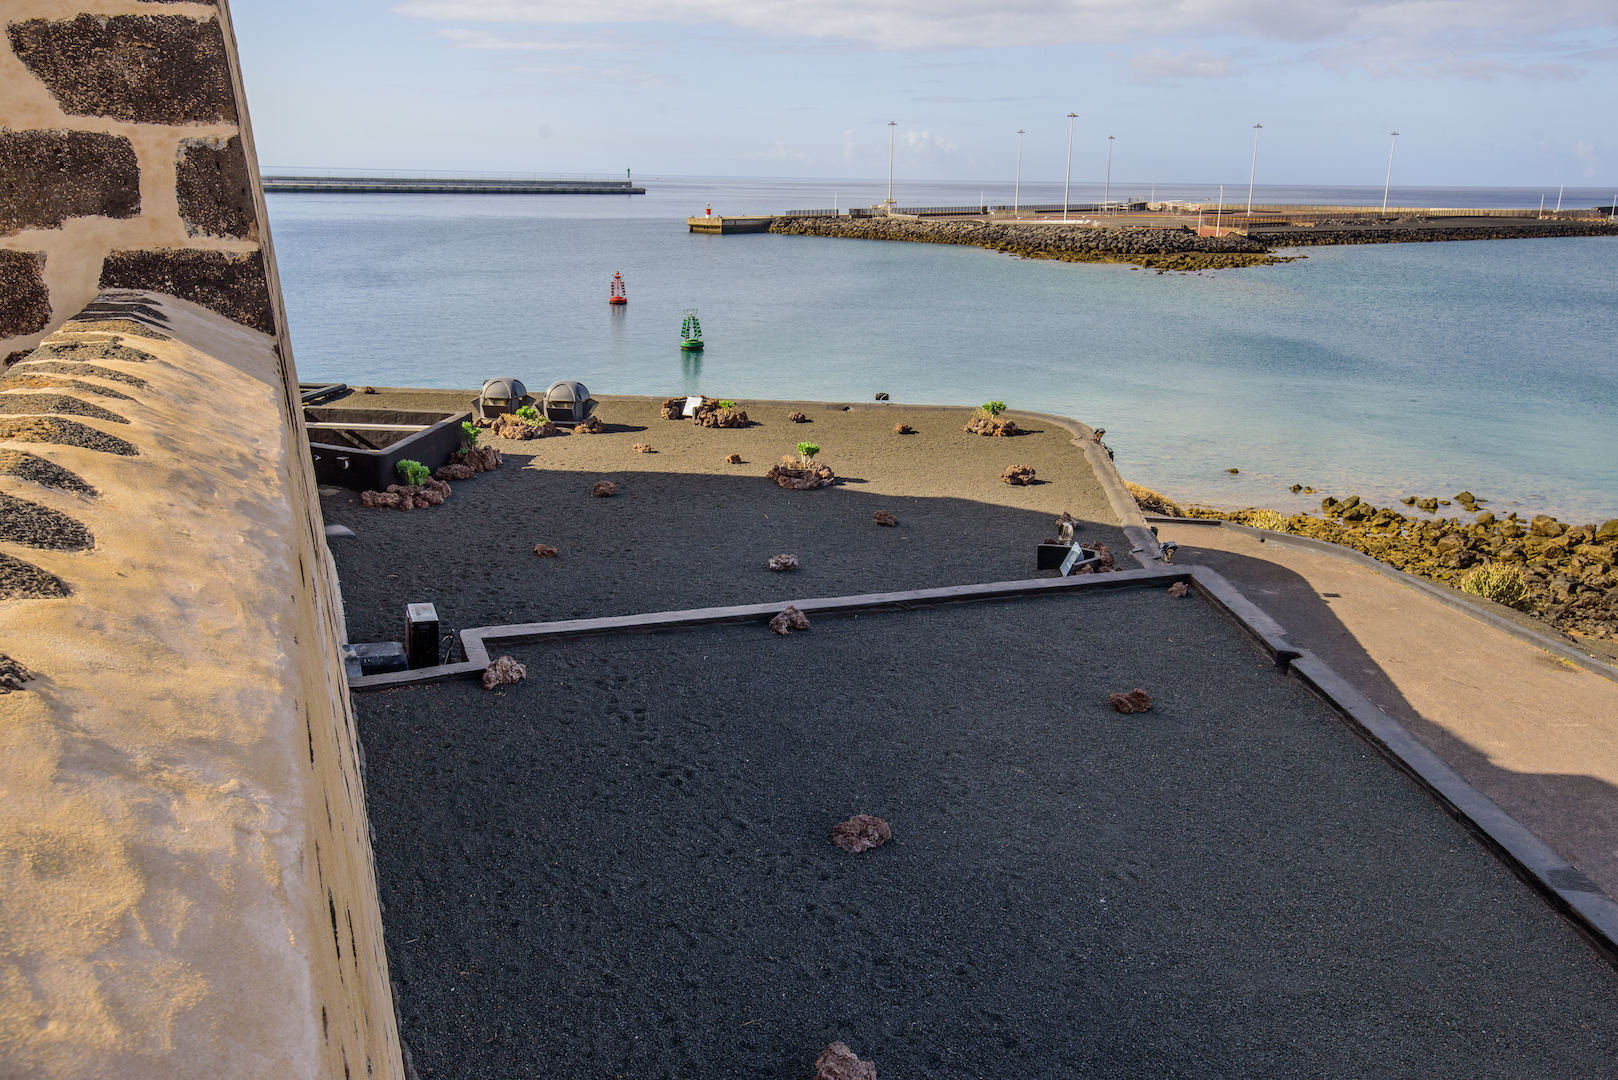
[1246,123,1262,215]
[886,120,897,208]
[1382,131,1399,213]
[1063,113,1076,221]
[1104,135,1115,211]
[1015,129,1024,214]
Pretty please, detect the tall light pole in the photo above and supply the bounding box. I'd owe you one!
[1104,135,1115,211]
[1382,131,1399,213]
[1246,123,1262,215]
[886,120,898,207]
[1014,129,1024,213]
[1063,112,1076,221]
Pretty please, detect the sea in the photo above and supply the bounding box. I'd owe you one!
[265,177,1618,524]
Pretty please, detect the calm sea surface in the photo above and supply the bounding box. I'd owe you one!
[266,178,1618,523]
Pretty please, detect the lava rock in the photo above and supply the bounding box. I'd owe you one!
[632,443,654,453]
[1168,582,1189,597]
[768,554,798,572]
[434,463,475,481]
[692,401,748,428]
[964,415,1019,436]
[873,511,898,527]
[482,656,526,690]
[592,480,617,497]
[0,653,35,694]
[766,463,835,490]
[1001,464,1036,486]
[813,1042,877,1080]
[830,815,891,854]
[894,423,914,434]
[768,605,810,635]
[724,453,742,464]
[533,544,558,557]
[574,415,605,433]
[1109,688,1153,714]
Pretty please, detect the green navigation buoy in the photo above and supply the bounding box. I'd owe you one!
[680,309,704,351]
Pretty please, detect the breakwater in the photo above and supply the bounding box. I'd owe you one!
[770,216,1285,270]
[769,215,1618,270]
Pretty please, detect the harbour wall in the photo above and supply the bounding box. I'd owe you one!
[1,3,402,1078]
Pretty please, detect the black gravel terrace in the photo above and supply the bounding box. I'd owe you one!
[356,588,1618,1080]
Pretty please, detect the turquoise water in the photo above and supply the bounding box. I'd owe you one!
[267,181,1618,522]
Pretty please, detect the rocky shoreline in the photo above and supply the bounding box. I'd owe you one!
[1147,489,1618,643]
[769,215,1618,271]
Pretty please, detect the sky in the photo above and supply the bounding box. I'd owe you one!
[231,0,1618,187]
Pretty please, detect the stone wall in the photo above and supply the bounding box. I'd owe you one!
[0,3,404,1078]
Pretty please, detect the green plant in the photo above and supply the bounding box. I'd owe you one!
[515,404,542,423]
[716,399,737,410]
[796,441,821,465]
[1246,509,1289,532]
[396,459,430,487]
[976,400,1007,418]
[460,421,481,448]
[1460,565,1529,609]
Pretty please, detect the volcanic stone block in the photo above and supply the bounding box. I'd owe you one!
[0,131,140,235]
[0,251,50,337]
[175,135,258,241]
[7,15,237,124]
[98,250,275,335]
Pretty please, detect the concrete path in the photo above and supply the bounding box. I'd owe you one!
[1156,520,1618,900]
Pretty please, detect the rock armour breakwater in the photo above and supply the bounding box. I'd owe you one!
[770,215,1618,270]
[769,216,1289,271]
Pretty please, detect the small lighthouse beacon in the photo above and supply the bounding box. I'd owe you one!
[608,271,627,305]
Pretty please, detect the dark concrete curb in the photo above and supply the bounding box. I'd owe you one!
[1147,515,1618,684]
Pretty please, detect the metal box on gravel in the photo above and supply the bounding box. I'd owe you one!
[305,407,471,491]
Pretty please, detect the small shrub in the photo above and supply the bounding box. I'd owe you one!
[461,421,481,448]
[1461,565,1529,609]
[1246,509,1289,532]
[796,442,821,465]
[396,459,430,487]
[716,399,737,410]
[515,404,542,423]
[976,400,1007,418]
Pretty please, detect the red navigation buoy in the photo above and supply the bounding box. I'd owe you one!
[608,271,627,305]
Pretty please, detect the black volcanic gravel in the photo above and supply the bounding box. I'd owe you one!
[357,589,1618,1080]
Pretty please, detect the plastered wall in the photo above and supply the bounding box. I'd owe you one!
[0,3,405,1077]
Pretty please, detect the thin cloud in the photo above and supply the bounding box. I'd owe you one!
[1129,45,1235,81]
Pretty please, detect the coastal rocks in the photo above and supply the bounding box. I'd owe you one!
[1109,689,1153,714]
[873,511,898,527]
[769,605,810,635]
[788,411,809,423]
[533,544,558,557]
[1168,582,1190,597]
[814,1042,877,1080]
[724,453,743,464]
[1531,515,1565,537]
[632,443,654,453]
[574,415,605,434]
[1125,482,1183,516]
[894,423,914,434]
[767,462,835,489]
[661,398,687,420]
[768,553,798,571]
[434,463,475,481]
[830,815,891,854]
[482,656,526,690]
[451,446,502,472]
[1001,464,1036,486]
[692,400,748,428]
[965,415,1019,436]
[592,480,617,497]
[359,479,451,510]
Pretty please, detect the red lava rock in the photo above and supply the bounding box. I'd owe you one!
[592,480,617,497]
[724,453,743,464]
[632,443,654,453]
[360,489,400,509]
[894,423,914,434]
[1108,689,1152,714]
[453,446,502,472]
[965,416,1019,437]
[482,656,526,690]
[766,463,835,490]
[360,479,450,510]
[494,416,555,440]
[1001,464,1036,486]
[830,815,891,854]
[873,511,898,527]
[661,397,688,420]
[574,415,605,434]
[534,544,558,557]
[692,401,748,428]
[361,386,378,394]
[768,605,810,635]
[787,411,809,423]
[813,1043,876,1080]
[434,463,475,481]
[1168,581,1189,597]
[1092,542,1115,571]
[768,554,799,572]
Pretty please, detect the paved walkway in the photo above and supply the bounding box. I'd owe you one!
[1156,520,1618,900]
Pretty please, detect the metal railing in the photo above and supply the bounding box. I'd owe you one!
[780,209,841,217]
